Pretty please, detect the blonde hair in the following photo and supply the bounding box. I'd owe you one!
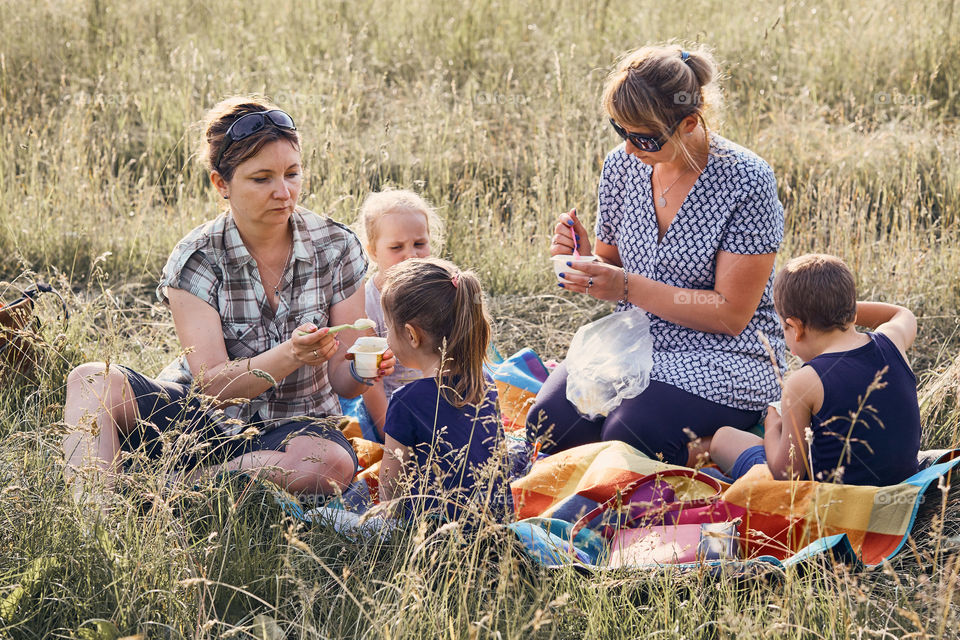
[198,95,300,182]
[602,43,722,169]
[381,258,491,408]
[356,188,445,261]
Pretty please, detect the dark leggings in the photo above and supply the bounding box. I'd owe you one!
[526,361,762,466]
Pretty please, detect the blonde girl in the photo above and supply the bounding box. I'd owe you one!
[352,188,444,441]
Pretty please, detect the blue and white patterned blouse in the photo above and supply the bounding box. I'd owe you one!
[596,134,786,412]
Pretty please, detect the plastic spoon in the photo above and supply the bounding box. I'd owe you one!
[570,209,581,258]
[298,318,376,336]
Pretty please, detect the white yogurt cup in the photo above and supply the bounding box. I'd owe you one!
[347,336,389,378]
[551,254,599,279]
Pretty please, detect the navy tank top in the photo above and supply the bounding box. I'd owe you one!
[804,332,921,486]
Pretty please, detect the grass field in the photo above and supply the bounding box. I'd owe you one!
[1,0,959,637]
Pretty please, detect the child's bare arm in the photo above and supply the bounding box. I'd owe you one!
[363,382,388,441]
[378,435,413,502]
[765,367,822,480]
[855,301,917,356]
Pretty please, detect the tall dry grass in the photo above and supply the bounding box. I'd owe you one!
[0,0,959,637]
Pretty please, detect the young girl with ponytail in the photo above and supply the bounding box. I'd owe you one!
[377,258,509,520]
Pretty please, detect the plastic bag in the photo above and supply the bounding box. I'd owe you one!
[565,308,653,420]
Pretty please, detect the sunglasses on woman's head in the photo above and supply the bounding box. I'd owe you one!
[609,118,679,153]
[216,110,297,172]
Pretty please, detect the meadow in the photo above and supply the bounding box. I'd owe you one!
[0,0,959,637]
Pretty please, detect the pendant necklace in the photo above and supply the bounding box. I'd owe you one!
[655,167,691,208]
[250,241,294,303]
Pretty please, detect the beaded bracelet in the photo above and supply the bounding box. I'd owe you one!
[619,269,629,304]
[349,361,374,386]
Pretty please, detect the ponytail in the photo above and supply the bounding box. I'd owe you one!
[446,269,490,408]
[380,258,492,407]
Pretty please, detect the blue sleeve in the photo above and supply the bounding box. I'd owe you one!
[383,387,419,448]
[719,163,784,255]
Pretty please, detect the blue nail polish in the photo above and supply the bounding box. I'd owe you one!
[558,283,565,288]
[559,272,566,278]
[566,261,572,267]
[565,219,574,226]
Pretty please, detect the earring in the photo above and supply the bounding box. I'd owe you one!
[223,194,229,199]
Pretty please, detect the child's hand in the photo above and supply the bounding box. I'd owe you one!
[550,208,592,257]
[290,324,338,366]
[764,403,782,433]
[372,348,396,381]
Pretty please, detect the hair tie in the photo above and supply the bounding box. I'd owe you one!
[680,51,691,62]
[451,272,460,289]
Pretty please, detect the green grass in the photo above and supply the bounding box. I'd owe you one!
[1,0,960,636]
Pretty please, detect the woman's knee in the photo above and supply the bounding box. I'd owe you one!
[322,445,357,488]
[67,362,109,390]
[282,436,356,494]
[66,363,138,424]
[68,362,126,394]
[525,375,603,451]
[525,400,598,452]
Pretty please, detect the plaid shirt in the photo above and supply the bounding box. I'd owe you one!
[156,208,367,434]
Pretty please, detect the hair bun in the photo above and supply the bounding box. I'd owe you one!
[683,50,716,89]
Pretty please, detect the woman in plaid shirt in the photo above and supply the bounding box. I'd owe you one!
[62,97,394,501]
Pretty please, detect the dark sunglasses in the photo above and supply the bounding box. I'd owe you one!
[216,110,297,171]
[608,118,680,153]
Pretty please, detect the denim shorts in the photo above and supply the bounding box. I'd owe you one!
[118,366,358,472]
[730,444,768,480]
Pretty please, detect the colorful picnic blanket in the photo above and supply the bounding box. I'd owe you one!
[330,348,960,572]
[507,439,960,569]
[492,348,960,570]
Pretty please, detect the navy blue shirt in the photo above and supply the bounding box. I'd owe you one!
[383,375,508,519]
[805,332,921,485]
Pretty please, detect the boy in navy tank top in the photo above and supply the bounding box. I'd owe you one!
[709,254,921,486]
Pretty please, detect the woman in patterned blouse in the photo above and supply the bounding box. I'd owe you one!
[529,44,786,467]
[62,96,394,501]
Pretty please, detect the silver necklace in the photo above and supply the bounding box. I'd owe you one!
[250,241,294,302]
[655,167,691,208]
